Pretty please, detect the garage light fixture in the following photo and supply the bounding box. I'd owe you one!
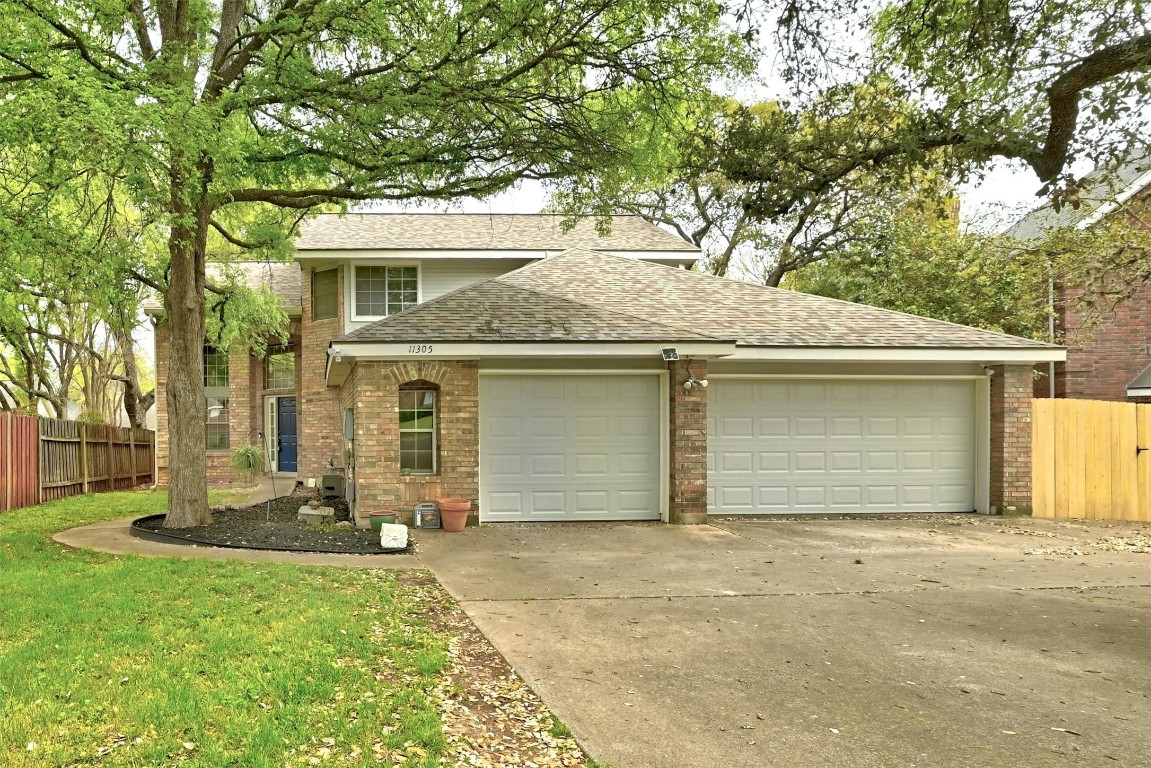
[684,375,708,390]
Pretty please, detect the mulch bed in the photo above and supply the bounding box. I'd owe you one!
[135,487,400,554]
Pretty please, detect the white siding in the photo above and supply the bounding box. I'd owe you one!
[344,258,534,334]
[420,258,534,300]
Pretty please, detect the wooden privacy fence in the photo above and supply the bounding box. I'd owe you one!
[1032,398,1151,521]
[0,413,154,513]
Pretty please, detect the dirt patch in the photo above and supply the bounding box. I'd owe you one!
[136,488,399,554]
[398,572,594,767]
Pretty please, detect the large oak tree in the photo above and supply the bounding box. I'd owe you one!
[0,0,734,525]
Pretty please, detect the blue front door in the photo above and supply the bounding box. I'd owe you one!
[277,397,298,472]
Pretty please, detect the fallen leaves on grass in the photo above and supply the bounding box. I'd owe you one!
[409,576,593,767]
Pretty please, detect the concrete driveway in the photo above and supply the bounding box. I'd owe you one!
[417,516,1151,768]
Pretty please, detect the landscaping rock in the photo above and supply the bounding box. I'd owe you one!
[334,520,354,530]
[297,506,335,525]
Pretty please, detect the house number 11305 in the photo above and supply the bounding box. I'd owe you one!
[408,345,433,354]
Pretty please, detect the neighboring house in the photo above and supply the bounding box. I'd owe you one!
[150,213,1062,522]
[1006,152,1151,401]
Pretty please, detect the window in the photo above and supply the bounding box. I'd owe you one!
[398,387,436,473]
[206,397,230,450]
[312,268,338,321]
[266,349,295,390]
[204,347,230,451]
[355,265,417,318]
[203,347,229,388]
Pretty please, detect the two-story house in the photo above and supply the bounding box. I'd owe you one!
[1006,151,1151,401]
[150,213,1062,523]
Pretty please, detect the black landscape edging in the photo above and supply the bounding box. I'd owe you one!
[129,514,413,556]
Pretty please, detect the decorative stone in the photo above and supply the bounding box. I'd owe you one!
[334,520,354,529]
[297,505,335,524]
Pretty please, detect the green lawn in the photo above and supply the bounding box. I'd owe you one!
[0,491,450,767]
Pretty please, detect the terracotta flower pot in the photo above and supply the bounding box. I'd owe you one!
[437,498,471,532]
[370,510,398,532]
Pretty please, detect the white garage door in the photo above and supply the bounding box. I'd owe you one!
[708,379,976,514]
[480,374,662,522]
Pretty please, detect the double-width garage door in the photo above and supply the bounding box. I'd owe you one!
[480,374,662,521]
[708,379,977,514]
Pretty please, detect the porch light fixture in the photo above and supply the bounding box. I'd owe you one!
[328,346,345,364]
[684,376,708,390]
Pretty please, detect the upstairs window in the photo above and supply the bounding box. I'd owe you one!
[354,265,418,318]
[203,347,229,389]
[312,268,338,321]
[266,349,295,390]
[398,385,436,474]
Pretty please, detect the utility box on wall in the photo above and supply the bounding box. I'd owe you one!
[320,474,345,499]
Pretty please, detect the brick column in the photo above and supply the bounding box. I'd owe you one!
[668,358,708,524]
[989,364,1033,515]
[298,266,344,481]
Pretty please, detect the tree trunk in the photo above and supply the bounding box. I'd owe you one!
[111,316,154,429]
[162,202,211,527]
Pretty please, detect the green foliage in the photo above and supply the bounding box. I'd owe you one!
[789,212,1050,339]
[0,0,741,518]
[229,443,266,482]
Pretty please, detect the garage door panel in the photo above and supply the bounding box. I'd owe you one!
[709,379,976,514]
[482,375,661,522]
[759,452,789,472]
[721,451,754,473]
[574,453,608,476]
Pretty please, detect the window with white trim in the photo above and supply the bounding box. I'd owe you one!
[204,347,230,451]
[354,265,418,318]
[398,386,436,473]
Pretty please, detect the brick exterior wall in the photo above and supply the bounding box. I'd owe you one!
[154,324,262,486]
[668,358,708,524]
[1035,281,1151,401]
[344,360,479,524]
[298,266,345,480]
[990,364,1033,514]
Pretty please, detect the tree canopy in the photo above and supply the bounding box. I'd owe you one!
[0,0,738,525]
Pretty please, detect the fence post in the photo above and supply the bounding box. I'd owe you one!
[4,413,11,513]
[79,422,88,494]
[129,429,137,486]
[107,427,114,488]
[36,417,42,504]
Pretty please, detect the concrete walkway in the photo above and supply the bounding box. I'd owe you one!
[417,516,1151,768]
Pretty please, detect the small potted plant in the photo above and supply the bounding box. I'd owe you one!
[437,498,471,532]
[369,510,398,532]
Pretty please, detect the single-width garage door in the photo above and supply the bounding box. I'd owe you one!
[708,379,976,514]
[480,374,662,521]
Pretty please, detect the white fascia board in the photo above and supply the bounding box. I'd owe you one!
[726,346,1066,363]
[1077,168,1151,229]
[331,341,736,359]
[1127,387,1151,398]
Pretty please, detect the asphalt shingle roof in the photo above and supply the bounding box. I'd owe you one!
[343,280,727,343]
[295,213,699,252]
[1005,150,1151,244]
[343,249,1058,350]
